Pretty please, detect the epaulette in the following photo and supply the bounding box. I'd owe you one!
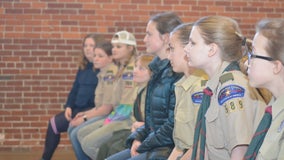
[126,66,134,70]
[201,80,207,87]
[219,73,234,85]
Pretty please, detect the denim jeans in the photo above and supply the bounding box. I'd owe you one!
[68,116,105,160]
[106,149,147,160]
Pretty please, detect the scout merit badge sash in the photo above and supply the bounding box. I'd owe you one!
[243,106,272,160]
[191,61,241,160]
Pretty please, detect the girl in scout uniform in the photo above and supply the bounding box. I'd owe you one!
[167,23,208,160]
[244,19,284,160]
[96,54,155,159]
[76,30,138,160]
[68,41,117,160]
[184,16,267,160]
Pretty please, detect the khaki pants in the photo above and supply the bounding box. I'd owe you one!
[77,119,132,160]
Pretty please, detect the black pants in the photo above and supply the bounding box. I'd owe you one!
[41,107,92,160]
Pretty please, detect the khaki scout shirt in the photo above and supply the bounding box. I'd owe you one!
[257,94,284,160]
[95,63,117,107]
[205,61,266,160]
[111,57,137,106]
[173,70,207,151]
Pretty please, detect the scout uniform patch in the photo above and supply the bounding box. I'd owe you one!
[123,66,134,88]
[223,99,244,114]
[122,72,133,80]
[218,85,245,105]
[218,72,245,114]
[103,74,115,81]
[104,70,115,84]
[191,91,203,104]
[278,120,284,132]
[103,75,115,80]
[191,79,207,104]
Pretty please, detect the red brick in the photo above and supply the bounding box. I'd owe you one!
[66,3,82,9]
[1,0,284,152]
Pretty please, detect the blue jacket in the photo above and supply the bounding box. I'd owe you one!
[126,57,183,153]
[64,62,99,110]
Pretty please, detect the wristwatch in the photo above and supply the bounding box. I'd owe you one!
[83,115,88,122]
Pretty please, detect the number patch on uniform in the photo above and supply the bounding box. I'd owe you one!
[224,99,244,114]
[218,85,245,105]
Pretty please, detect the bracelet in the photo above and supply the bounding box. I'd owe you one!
[83,115,88,122]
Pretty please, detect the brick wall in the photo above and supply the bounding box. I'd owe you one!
[0,0,283,152]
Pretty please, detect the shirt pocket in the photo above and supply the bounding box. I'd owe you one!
[176,108,194,122]
[175,110,195,145]
[205,106,225,149]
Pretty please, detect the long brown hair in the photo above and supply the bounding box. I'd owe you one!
[195,16,272,103]
[93,41,113,72]
[256,18,284,64]
[149,12,183,35]
[78,33,104,70]
[194,16,248,62]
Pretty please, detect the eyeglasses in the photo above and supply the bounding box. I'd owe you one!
[247,52,274,65]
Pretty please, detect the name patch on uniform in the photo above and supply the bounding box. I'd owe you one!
[218,85,245,105]
[191,91,203,104]
[122,72,133,80]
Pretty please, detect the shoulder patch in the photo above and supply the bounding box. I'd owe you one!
[201,80,207,87]
[103,75,115,81]
[218,85,245,105]
[191,91,203,104]
[122,72,133,80]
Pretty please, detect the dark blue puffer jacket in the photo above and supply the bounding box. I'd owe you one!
[64,62,99,110]
[126,56,183,153]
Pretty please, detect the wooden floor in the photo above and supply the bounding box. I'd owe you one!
[0,150,76,160]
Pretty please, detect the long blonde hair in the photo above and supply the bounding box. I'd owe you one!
[113,45,139,80]
[112,30,138,79]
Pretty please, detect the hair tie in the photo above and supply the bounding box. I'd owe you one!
[242,37,247,46]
